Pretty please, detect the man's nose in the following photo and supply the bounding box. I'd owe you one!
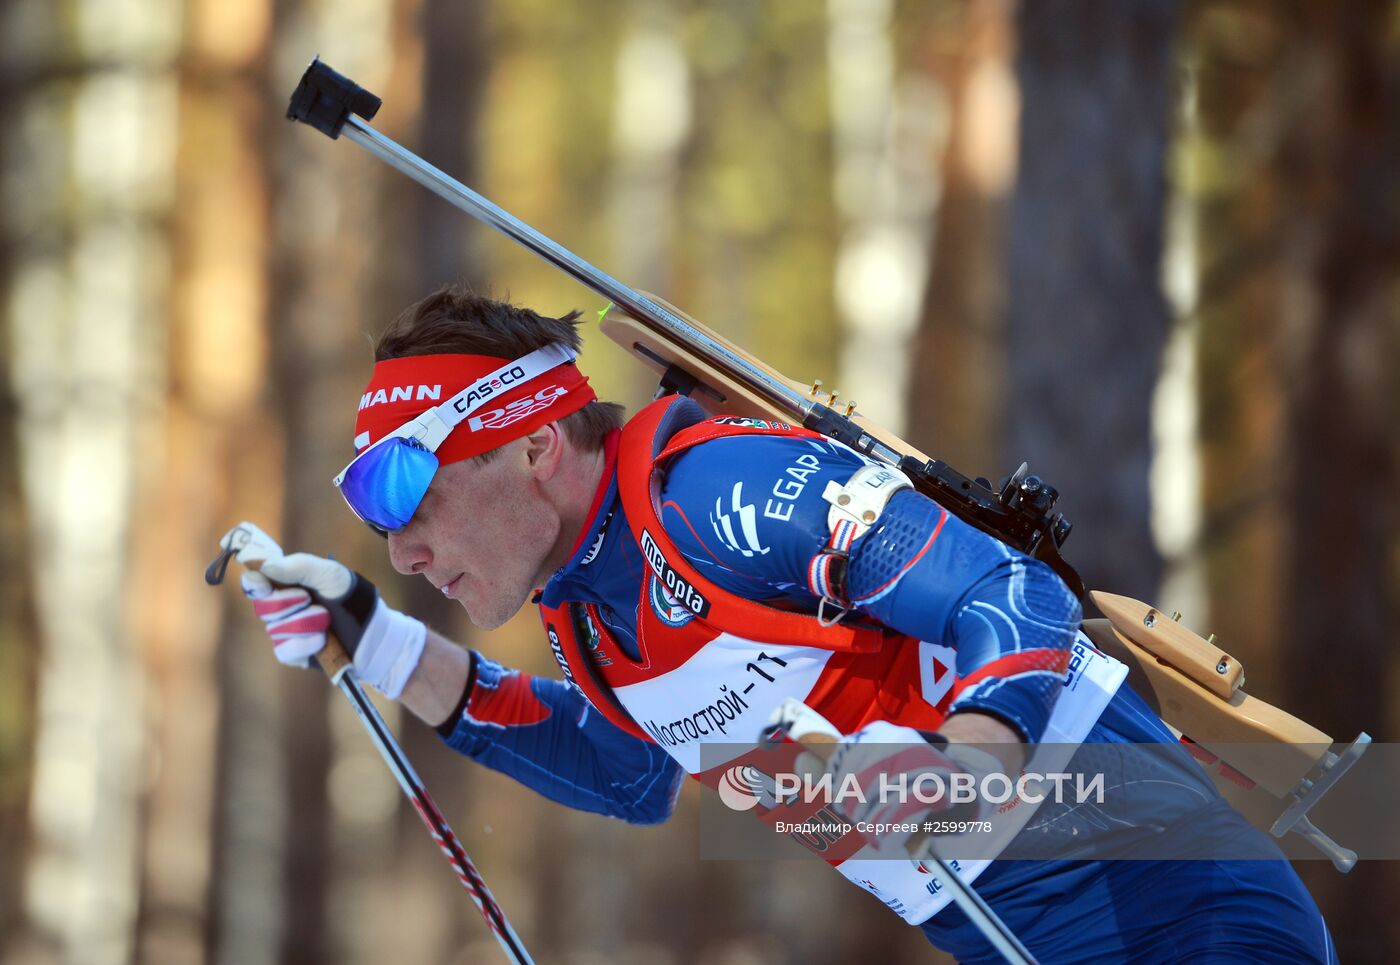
[386,529,430,575]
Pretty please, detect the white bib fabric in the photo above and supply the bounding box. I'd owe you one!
[611,628,1126,924]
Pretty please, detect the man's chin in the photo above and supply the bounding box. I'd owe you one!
[459,594,528,631]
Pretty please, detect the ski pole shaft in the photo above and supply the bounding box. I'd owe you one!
[787,728,1037,965]
[315,640,536,965]
[915,857,1037,965]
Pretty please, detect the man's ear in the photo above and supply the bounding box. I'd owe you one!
[522,422,565,480]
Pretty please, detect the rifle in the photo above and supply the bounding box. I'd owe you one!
[284,58,1368,874]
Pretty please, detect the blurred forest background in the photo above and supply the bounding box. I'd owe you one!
[1,0,1397,962]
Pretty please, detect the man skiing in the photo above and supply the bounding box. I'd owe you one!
[239,285,1335,963]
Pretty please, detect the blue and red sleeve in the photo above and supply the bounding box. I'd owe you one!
[847,489,1081,742]
[659,434,1082,742]
[439,652,684,825]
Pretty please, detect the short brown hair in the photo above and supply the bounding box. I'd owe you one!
[374,284,625,460]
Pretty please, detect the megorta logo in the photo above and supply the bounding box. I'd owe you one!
[639,529,711,619]
[545,624,581,695]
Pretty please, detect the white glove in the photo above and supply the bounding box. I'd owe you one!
[826,720,1003,853]
[222,522,428,699]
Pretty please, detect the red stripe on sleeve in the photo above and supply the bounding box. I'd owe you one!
[465,671,551,728]
[949,648,1070,700]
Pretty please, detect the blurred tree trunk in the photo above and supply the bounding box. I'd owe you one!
[1282,1,1400,943]
[266,70,349,965]
[413,0,489,292]
[2,5,175,961]
[129,3,279,963]
[679,1,841,392]
[372,2,492,960]
[826,0,941,440]
[905,0,1017,476]
[202,5,406,962]
[1189,1,1400,959]
[1277,4,1398,751]
[0,26,35,955]
[1004,0,1180,601]
[0,241,37,957]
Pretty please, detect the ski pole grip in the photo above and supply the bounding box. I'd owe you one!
[792,730,838,760]
[240,556,355,681]
[315,633,354,681]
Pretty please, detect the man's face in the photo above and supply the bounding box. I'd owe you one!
[386,439,562,629]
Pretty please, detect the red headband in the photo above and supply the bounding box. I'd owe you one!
[353,350,596,465]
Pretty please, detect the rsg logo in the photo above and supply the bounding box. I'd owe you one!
[468,385,568,432]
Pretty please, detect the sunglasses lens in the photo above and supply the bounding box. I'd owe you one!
[337,437,440,533]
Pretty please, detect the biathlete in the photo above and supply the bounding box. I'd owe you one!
[238,286,1334,963]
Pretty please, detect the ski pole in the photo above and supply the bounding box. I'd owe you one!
[769,701,1038,965]
[313,639,535,965]
[206,529,535,965]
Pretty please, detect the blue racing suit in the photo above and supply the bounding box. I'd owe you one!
[437,402,1334,963]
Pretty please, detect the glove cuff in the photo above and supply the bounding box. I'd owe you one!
[323,572,379,654]
[353,600,428,700]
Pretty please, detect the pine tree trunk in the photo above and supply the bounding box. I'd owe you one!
[1004,0,1180,601]
[905,0,1017,476]
[1273,2,1398,955]
[1188,1,1400,958]
[0,242,38,958]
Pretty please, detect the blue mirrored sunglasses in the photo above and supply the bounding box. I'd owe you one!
[336,435,440,534]
[333,408,455,535]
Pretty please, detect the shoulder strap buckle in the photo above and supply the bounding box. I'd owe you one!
[816,594,852,628]
[822,465,913,540]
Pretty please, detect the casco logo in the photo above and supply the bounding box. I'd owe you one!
[717,764,766,811]
[467,385,568,432]
[451,365,528,415]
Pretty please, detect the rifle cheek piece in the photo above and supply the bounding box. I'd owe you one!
[286,57,382,139]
